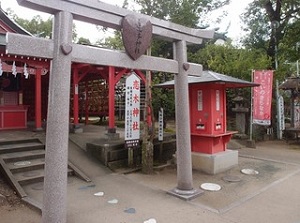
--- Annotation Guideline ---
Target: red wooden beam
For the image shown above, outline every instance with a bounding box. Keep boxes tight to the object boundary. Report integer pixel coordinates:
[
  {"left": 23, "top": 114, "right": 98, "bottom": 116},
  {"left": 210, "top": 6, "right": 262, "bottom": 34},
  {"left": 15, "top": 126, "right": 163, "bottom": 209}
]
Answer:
[
  {"left": 35, "top": 68, "right": 42, "bottom": 130},
  {"left": 73, "top": 68, "right": 80, "bottom": 126}
]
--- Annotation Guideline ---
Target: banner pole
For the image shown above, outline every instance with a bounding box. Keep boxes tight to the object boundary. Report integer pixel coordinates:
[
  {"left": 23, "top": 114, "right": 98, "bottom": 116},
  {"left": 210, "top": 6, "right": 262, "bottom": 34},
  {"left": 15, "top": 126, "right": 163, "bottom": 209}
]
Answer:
[
  {"left": 249, "top": 70, "right": 254, "bottom": 141},
  {"left": 276, "top": 80, "right": 281, "bottom": 139}
]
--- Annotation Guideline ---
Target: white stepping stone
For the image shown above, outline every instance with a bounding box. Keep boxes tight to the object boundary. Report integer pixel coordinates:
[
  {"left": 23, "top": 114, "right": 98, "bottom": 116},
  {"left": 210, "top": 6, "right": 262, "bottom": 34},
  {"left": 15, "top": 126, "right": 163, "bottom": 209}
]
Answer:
[
  {"left": 144, "top": 218, "right": 157, "bottom": 223},
  {"left": 241, "top": 168, "right": 259, "bottom": 175},
  {"left": 94, "top": 192, "right": 104, "bottom": 196},
  {"left": 107, "top": 199, "right": 118, "bottom": 204},
  {"left": 200, "top": 183, "right": 221, "bottom": 191}
]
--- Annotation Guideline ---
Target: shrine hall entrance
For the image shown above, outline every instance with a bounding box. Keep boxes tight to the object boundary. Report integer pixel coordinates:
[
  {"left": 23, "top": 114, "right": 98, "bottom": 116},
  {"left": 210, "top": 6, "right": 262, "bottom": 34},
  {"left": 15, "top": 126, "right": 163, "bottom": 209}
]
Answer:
[{"left": 71, "top": 72, "right": 146, "bottom": 125}]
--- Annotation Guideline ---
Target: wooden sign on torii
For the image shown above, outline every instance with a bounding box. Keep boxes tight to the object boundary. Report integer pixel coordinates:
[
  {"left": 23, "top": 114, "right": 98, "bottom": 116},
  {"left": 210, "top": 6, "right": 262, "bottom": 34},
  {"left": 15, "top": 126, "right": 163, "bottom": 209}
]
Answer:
[{"left": 6, "top": 1, "right": 214, "bottom": 222}]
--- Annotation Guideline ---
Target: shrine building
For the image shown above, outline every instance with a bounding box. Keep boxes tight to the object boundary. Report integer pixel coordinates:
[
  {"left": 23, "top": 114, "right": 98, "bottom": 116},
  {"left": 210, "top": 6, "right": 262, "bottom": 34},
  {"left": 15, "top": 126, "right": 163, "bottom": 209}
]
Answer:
[{"left": 0, "top": 7, "right": 146, "bottom": 132}]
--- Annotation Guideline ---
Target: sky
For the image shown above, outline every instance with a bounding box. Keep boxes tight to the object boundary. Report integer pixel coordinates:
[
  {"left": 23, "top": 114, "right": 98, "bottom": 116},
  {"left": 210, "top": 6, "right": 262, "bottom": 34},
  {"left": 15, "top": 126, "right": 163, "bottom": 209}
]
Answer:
[{"left": 0, "top": 0, "right": 253, "bottom": 44}]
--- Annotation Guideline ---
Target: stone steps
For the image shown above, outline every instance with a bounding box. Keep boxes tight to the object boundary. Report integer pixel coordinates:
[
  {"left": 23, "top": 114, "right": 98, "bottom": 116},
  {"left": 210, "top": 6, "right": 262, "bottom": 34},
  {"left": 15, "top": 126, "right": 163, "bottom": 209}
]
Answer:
[
  {"left": 0, "top": 139, "right": 43, "bottom": 154},
  {"left": 15, "top": 168, "right": 74, "bottom": 186},
  {"left": 0, "top": 149, "right": 46, "bottom": 163},
  {"left": 8, "top": 158, "right": 45, "bottom": 173},
  {"left": 0, "top": 138, "right": 91, "bottom": 210}
]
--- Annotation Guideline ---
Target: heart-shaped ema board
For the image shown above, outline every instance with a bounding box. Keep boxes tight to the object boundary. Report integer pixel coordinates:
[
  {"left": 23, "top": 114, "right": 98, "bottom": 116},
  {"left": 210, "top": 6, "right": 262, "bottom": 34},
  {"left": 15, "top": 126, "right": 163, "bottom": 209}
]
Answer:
[{"left": 122, "top": 14, "right": 153, "bottom": 60}]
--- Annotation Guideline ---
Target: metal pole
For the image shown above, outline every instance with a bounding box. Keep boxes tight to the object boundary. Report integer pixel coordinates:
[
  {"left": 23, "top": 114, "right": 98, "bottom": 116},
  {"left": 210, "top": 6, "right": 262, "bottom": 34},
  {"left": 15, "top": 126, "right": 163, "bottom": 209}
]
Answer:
[
  {"left": 249, "top": 70, "right": 254, "bottom": 141},
  {"left": 276, "top": 80, "right": 281, "bottom": 139},
  {"left": 297, "top": 42, "right": 299, "bottom": 77},
  {"left": 42, "top": 11, "right": 73, "bottom": 223},
  {"left": 297, "top": 60, "right": 299, "bottom": 77}
]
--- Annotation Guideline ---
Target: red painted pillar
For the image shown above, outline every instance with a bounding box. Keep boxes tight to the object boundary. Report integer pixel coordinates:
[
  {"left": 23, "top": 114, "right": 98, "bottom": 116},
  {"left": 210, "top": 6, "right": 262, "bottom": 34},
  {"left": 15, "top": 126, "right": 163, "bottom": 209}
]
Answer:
[
  {"left": 85, "top": 81, "right": 89, "bottom": 125},
  {"left": 73, "top": 68, "right": 79, "bottom": 126},
  {"left": 108, "top": 66, "right": 116, "bottom": 133},
  {"left": 35, "top": 68, "right": 42, "bottom": 131}
]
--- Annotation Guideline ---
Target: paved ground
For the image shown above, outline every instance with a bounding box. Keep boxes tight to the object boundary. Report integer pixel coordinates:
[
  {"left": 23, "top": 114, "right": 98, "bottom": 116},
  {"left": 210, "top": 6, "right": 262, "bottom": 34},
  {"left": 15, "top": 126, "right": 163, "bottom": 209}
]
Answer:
[{"left": 1, "top": 125, "right": 300, "bottom": 223}]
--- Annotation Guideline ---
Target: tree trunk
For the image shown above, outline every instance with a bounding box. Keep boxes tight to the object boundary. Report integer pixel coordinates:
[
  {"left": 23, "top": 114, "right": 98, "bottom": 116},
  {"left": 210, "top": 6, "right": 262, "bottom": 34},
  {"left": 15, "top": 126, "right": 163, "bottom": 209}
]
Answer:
[{"left": 142, "top": 47, "right": 154, "bottom": 174}]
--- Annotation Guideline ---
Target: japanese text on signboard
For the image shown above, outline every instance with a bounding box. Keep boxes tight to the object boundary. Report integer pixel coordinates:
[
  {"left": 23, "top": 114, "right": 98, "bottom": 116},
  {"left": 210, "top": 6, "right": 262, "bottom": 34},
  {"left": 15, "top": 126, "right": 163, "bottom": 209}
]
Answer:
[
  {"left": 158, "top": 108, "right": 164, "bottom": 141},
  {"left": 125, "top": 72, "right": 141, "bottom": 143}
]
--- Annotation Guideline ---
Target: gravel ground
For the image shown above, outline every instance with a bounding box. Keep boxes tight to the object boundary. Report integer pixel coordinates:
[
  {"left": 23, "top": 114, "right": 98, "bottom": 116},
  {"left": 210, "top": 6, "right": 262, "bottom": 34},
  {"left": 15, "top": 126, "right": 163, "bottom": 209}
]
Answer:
[
  {"left": 0, "top": 175, "right": 23, "bottom": 208},
  {"left": 0, "top": 175, "right": 41, "bottom": 223}
]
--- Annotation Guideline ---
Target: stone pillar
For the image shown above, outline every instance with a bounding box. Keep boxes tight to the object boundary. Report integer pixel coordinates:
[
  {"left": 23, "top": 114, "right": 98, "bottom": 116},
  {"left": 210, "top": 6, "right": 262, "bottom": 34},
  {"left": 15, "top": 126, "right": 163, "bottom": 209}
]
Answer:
[
  {"left": 236, "top": 112, "right": 247, "bottom": 134},
  {"left": 168, "top": 40, "right": 202, "bottom": 200},
  {"left": 42, "top": 11, "right": 73, "bottom": 223},
  {"left": 232, "top": 96, "right": 249, "bottom": 138}
]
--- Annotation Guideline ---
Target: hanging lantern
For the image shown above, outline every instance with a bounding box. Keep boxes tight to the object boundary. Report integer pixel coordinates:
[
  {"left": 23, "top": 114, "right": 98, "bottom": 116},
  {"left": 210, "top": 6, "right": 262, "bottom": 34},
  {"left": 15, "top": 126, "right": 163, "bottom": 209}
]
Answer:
[
  {"left": 12, "top": 61, "right": 17, "bottom": 77},
  {"left": 23, "top": 63, "right": 29, "bottom": 79}
]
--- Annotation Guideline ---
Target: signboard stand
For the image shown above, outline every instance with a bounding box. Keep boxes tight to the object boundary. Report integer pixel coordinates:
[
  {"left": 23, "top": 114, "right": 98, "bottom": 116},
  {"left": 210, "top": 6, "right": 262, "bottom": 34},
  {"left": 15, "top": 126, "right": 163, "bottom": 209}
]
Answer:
[{"left": 125, "top": 72, "right": 141, "bottom": 167}]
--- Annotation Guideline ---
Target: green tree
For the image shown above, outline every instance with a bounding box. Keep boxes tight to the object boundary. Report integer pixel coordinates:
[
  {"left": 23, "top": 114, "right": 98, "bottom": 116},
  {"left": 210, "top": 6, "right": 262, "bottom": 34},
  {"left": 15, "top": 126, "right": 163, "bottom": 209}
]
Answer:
[
  {"left": 134, "top": 0, "right": 230, "bottom": 27},
  {"left": 14, "top": 15, "right": 52, "bottom": 38},
  {"left": 77, "top": 37, "right": 91, "bottom": 45},
  {"left": 97, "top": 31, "right": 124, "bottom": 50},
  {"left": 242, "top": 0, "right": 300, "bottom": 70},
  {"left": 191, "top": 43, "right": 271, "bottom": 79},
  {"left": 7, "top": 8, "right": 78, "bottom": 41}
]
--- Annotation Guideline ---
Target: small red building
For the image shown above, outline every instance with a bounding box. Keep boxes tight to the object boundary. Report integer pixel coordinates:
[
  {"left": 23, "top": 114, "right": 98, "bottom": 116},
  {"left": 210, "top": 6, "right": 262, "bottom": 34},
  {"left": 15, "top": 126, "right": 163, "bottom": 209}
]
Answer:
[{"left": 157, "top": 71, "right": 258, "bottom": 174}]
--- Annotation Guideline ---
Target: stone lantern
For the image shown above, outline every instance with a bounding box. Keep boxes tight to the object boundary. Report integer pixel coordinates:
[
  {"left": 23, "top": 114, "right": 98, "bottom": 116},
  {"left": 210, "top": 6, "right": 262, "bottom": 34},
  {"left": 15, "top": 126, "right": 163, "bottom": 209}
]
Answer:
[{"left": 232, "top": 95, "right": 249, "bottom": 138}]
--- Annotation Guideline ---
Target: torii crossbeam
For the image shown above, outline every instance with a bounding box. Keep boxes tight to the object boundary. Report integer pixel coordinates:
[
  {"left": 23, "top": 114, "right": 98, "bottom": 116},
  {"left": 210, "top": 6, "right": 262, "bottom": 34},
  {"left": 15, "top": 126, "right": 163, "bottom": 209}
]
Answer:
[{"left": 7, "top": 1, "right": 214, "bottom": 222}]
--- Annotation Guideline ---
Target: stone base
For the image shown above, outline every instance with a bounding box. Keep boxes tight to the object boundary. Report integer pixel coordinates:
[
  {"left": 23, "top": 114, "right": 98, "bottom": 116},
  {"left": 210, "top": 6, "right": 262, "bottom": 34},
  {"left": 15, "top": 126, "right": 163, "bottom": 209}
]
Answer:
[
  {"left": 233, "top": 133, "right": 248, "bottom": 140},
  {"left": 33, "top": 127, "right": 43, "bottom": 132},
  {"left": 167, "top": 188, "right": 204, "bottom": 201},
  {"left": 69, "top": 124, "right": 83, "bottom": 133},
  {"left": 73, "top": 127, "right": 83, "bottom": 133},
  {"left": 105, "top": 132, "right": 120, "bottom": 140},
  {"left": 246, "top": 140, "right": 256, "bottom": 148},
  {"left": 192, "top": 150, "right": 238, "bottom": 175}
]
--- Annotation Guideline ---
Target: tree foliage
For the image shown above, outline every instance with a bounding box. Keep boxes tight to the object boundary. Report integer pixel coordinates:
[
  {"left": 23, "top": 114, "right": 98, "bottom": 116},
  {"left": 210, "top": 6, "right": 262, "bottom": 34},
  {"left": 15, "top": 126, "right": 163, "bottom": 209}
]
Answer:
[
  {"left": 134, "top": 0, "right": 230, "bottom": 27},
  {"left": 7, "top": 8, "right": 78, "bottom": 41},
  {"left": 242, "top": 0, "right": 300, "bottom": 70},
  {"left": 97, "top": 31, "right": 124, "bottom": 50},
  {"left": 190, "top": 43, "right": 271, "bottom": 80},
  {"left": 77, "top": 37, "right": 92, "bottom": 45},
  {"left": 13, "top": 14, "right": 52, "bottom": 38}
]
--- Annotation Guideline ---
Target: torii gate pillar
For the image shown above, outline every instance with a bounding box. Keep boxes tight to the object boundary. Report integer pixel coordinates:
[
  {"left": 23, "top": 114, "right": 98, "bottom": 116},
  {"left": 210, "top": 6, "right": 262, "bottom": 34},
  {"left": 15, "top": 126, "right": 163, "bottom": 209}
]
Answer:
[
  {"left": 42, "top": 11, "right": 73, "bottom": 223},
  {"left": 167, "top": 40, "right": 202, "bottom": 199}
]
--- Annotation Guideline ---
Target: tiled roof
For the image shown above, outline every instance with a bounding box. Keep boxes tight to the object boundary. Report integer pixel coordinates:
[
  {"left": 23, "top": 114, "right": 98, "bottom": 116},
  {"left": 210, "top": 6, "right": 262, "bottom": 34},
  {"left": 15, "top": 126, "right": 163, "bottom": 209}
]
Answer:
[
  {"left": 278, "top": 77, "right": 300, "bottom": 90},
  {"left": 155, "top": 70, "right": 259, "bottom": 88},
  {"left": 0, "top": 7, "right": 32, "bottom": 36}
]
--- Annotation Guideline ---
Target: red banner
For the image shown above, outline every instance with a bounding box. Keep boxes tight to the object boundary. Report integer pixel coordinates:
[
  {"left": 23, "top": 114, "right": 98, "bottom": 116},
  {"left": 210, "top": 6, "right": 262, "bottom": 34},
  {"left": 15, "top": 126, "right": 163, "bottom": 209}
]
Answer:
[{"left": 252, "top": 70, "right": 273, "bottom": 125}]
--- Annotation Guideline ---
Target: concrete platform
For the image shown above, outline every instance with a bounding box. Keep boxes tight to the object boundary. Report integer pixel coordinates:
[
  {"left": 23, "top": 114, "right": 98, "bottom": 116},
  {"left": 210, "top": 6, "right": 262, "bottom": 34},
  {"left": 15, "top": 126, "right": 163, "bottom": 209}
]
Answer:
[{"left": 191, "top": 150, "right": 238, "bottom": 174}]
